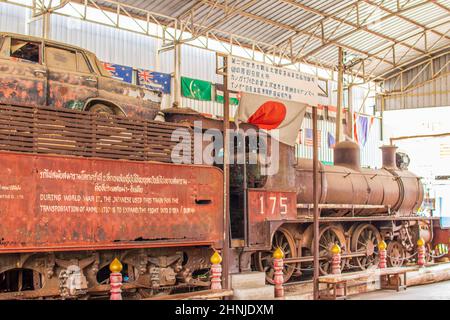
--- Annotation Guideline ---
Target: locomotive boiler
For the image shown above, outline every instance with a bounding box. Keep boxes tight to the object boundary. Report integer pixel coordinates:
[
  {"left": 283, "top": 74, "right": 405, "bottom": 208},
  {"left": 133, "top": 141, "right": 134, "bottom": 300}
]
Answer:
[
  {"left": 295, "top": 141, "right": 424, "bottom": 217},
  {"left": 249, "top": 139, "right": 430, "bottom": 283}
]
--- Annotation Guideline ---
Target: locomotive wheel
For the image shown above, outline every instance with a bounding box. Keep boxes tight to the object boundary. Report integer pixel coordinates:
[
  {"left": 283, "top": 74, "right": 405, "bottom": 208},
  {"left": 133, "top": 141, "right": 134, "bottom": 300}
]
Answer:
[
  {"left": 387, "top": 241, "right": 406, "bottom": 267},
  {"left": 351, "top": 224, "right": 382, "bottom": 270},
  {"left": 315, "top": 226, "right": 347, "bottom": 275},
  {"left": 255, "top": 228, "right": 296, "bottom": 284}
]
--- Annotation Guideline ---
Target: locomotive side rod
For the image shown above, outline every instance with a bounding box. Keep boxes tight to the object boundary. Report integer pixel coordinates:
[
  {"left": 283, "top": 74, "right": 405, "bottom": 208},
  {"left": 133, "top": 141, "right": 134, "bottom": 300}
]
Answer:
[
  {"left": 312, "top": 106, "right": 320, "bottom": 300},
  {"left": 283, "top": 251, "right": 366, "bottom": 264}
]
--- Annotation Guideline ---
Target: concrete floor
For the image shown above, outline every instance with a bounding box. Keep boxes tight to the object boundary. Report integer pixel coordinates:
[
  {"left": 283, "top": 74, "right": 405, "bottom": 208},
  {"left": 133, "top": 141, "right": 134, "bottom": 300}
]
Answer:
[{"left": 350, "top": 280, "right": 450, "bottom": 300}]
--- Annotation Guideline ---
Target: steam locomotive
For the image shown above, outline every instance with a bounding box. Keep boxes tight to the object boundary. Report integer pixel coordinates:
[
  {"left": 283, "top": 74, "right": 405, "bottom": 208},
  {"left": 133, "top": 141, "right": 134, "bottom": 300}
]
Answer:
[
  {"left": 0, "top": 103, "right": 432, "bottom": 299},
  {"left": 165, "top": 109, "right": 432, "bottom": 284}
]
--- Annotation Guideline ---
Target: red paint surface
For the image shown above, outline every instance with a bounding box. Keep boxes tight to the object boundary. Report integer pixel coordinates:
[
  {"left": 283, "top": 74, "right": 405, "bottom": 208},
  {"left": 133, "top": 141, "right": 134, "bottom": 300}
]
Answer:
[
  {"left": 247, "top": 189, "right": 297, "bottom": 246},
  {"left": 0, "top": 152, "right": 224, "bottom": 252},
  {"left": 247, "top": 101, "right": 286, "bottom": 129}
]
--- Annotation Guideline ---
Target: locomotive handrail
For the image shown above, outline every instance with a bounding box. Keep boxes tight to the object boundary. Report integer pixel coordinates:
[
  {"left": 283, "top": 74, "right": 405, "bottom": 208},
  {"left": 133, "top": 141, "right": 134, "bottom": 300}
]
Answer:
[
  {"left": 296, "top": 204, "right": 388, "bottom": 209},
  {"left": 291, "top": 215, "right": 438, "bottom": 223},
  {"left": 295, "top": 169, "right": 420, "bottom": 180}
]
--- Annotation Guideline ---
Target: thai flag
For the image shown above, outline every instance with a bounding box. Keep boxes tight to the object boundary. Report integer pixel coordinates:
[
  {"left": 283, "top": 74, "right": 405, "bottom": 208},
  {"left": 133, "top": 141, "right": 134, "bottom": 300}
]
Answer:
[{"left": 353, "top": 113, "right": 374, "bottom": 147}]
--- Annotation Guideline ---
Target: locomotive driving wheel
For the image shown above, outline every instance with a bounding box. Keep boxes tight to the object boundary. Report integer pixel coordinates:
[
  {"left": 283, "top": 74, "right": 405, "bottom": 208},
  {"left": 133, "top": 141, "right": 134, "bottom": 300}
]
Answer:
[
  {"left": 255, "top": 228, "right": 296, "bottom": 284},
  {"left": 351, "top": 224, "right": 382, "bottom": 270},
  {"left": 387, "top": 240, "right": 406, "bottom": 267},
  {"left": 316, "top": 226, "right": 347, "bottom": 275}
]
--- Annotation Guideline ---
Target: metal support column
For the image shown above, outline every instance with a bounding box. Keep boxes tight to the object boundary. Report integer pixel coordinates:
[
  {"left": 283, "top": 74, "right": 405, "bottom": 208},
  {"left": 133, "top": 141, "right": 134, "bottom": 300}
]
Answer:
[
  {"left": 173, "top": 42, "right": 181, "bottom": 107},
  {"left": 335, "top": 47, "right": 344, "bottom": 143},
  {"left": 312, "top": 106, "right": 320, "bottom": 300},
  {"left": 222, "top": 55, "right": 231, "bottom": 291},
  {"left": 380, "top": 94, "right": 385, "bottom": 142},
  {"left": 42, "top": 12, "right": 50, "bottom": 39},
  {"left": 347, "top": 83, "right": 353, "bottom": 139}
]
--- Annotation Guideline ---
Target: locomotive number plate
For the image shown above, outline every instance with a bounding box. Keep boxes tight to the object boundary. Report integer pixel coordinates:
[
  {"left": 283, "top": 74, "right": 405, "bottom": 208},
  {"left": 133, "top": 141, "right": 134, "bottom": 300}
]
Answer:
[{"left": 248, "top": 190, "right": 297, "bottom": 221}]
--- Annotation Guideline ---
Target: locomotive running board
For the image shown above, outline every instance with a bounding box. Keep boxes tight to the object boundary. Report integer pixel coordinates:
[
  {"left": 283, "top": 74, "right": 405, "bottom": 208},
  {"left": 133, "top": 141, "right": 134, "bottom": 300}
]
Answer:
[
  {"left": 289, "top": 216, "right": 439, "bottom": 223},
  {"left": 297, "top": 203, "right": 392, "bottom": 216}
]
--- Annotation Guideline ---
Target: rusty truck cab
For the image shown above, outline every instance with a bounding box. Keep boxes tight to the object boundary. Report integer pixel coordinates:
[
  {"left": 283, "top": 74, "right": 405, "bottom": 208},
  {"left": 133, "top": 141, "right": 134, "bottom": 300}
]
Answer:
[{"left": 0, "top": 32, "right": 161, "bottom": 120}]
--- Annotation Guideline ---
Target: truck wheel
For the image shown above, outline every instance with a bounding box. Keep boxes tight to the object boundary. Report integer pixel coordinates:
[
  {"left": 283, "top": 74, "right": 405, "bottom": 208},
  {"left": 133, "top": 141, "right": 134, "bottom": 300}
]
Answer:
[{"left": 89, "top": 103, "right": 115, "bottom": 116}]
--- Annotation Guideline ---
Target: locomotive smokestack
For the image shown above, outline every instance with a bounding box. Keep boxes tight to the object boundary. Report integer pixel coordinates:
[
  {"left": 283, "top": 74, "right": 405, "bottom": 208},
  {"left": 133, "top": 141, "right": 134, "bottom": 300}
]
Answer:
[
  {"left": 333, "top": 141, "right": 360, "bottom": 170},
  {"left": 380, "top": 145, "right": 398, "bottom": 169}
]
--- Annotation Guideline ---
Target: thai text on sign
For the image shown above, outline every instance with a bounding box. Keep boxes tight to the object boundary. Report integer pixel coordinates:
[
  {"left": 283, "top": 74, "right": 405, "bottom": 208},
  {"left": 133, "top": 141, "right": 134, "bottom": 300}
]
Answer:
[{"left": 228, "top": 56, "right": 319, "bottom": 106}]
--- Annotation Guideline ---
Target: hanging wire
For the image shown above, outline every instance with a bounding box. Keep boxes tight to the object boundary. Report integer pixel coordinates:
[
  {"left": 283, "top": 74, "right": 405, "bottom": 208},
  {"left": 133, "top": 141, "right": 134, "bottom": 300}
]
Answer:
[{"left": 428, "top": 252, "right": 448, "bottom": 259}]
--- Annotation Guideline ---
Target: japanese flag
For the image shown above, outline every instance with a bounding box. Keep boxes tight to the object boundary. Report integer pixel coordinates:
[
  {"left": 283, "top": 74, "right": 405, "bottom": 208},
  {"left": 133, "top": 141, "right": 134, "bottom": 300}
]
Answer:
[{"left": 235, "top": 92, "right": 308, "bottom": 146}]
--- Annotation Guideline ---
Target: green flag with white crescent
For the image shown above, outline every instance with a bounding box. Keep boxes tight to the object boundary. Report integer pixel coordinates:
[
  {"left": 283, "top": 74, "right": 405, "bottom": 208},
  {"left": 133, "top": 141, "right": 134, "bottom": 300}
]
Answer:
[
  {"left": 215, "top": 84, "right": 240, "bottom": 105},
  {"left": 181, "top": 77, "right": 212, "bottom": 101}
]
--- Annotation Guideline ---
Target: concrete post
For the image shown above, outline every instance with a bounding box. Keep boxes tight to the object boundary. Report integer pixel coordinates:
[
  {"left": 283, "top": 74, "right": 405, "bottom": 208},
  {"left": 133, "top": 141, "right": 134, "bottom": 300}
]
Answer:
[{"left": 109, "top": 258, "right": 123, "bottom": 300}]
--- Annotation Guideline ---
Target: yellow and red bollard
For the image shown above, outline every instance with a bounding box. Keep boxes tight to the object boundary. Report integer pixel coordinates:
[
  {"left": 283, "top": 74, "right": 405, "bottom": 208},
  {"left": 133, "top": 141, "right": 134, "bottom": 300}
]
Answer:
[
  {"left": 109, "top": 258, "right": 123, "bottom": 300},
  {"left": 273, "top": 247, "right": 284, "bottom": 298},
  {"left": 417, "top": 238, "right": 426, "bottom": 267},
  {"left": 210, "top": 251, "right": 222, "bottom": 290},
  {"left": 330, "top": 244, "right": 341, "bottom": 274},
  {"left": 330, "top": 243, "right": 344, "bottom": 296},
  {"left": 378, "top": 240, "right": 387, "bottom": 269}
]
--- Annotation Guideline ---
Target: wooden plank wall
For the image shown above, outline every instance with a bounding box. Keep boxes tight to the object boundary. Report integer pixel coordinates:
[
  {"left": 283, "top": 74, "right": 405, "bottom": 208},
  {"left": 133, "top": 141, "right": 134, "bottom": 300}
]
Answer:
[{"left": 0, "top": 104, "right": 194, "bottom": 163}]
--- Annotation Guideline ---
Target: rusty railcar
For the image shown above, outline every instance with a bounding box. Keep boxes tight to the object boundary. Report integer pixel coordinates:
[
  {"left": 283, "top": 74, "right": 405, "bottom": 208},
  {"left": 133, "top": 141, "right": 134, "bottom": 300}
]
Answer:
[
  {"left": 0, "top": 105, "right": 223, "bottom": 299},
  {"left": 164, "top": 109, "right": 435, "bottom": 284}
]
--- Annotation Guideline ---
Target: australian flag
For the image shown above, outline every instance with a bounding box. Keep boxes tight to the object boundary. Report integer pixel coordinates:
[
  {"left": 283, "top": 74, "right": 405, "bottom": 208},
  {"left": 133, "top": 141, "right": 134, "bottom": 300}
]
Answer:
[
  {"left": 137, "top": 69, "right": 171, "bottom": 94},
  {"left": 101, "top": 62, "right": 133, "bottom": 83}
]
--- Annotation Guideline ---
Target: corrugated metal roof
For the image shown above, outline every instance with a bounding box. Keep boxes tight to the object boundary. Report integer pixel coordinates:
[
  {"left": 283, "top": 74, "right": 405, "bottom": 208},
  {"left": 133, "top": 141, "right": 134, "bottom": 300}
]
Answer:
[{"left": 84, "top": 0, "right": 450, "bottom": 79}]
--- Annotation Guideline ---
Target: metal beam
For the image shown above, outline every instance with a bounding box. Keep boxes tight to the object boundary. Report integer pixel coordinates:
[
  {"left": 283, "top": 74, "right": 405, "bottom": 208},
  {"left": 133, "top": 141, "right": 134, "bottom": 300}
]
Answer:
[
  {"left": 176, "top": 0, "right": 259, "bottom": 44},
  {"left": 364, "top": 0, "right": 450, "bottom": 42},
  {"left": 372, "top": 44, "right": 450, "bottom": 82},
  {"left": 280, "top": 0, "right": 429, "bottom": 55},
  {"left": 336, "top": 47, "right": 344, "bottom": 144},
  {"left": 174, "top": 0, "right": 393, "bottom": 66},
  {"left": 293, "top": 2, "right": 435, "bottom": 65}
]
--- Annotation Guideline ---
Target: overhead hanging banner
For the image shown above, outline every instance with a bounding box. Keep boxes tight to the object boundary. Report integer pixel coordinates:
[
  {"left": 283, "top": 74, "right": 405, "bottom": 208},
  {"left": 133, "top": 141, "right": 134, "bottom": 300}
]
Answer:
[{"left": 227, "top": 56, "right": 319, "bottom": 106}]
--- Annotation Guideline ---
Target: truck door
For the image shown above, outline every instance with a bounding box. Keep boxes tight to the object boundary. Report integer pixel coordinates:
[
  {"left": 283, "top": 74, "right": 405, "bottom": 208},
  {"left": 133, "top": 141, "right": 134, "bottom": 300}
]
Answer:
[
  {"left": 0, "top": 36, "right": 47, "bottom": 106},
  {"left": 44, "top": 45, "right": 98, "bottom": 111}
]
